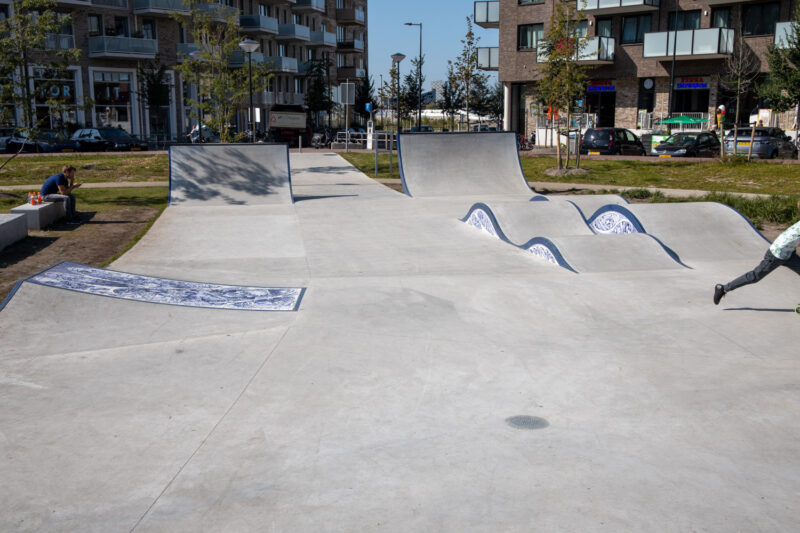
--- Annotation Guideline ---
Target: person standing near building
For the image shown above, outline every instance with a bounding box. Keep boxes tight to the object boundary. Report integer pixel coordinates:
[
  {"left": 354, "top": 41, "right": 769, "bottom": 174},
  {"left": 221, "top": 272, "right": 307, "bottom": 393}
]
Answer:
[
  {"left": 41, "top": 164, "right": 82, "bottom": 224},
  {"left": 714, "top": 201, "right": 800, "bottom": 305}
]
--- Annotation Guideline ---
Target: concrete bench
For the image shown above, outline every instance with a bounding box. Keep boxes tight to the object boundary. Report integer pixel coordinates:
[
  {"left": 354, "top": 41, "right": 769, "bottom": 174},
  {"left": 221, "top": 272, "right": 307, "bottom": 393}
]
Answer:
[
  {"left": 0, "top": 213, "right": 28, "bottom": 251},
  {"left": 10, "top": 201, "right": 67, "bottom": 230}
]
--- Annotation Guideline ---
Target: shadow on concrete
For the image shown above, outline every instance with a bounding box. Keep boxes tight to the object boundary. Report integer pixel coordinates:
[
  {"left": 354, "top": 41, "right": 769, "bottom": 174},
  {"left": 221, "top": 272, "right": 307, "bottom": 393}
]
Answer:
[
  {"left": 293, "top": 194, "right": 359, "bottom": 203},
  {"left": 724, "top": 307, "right": 796, "bottom": 313}
]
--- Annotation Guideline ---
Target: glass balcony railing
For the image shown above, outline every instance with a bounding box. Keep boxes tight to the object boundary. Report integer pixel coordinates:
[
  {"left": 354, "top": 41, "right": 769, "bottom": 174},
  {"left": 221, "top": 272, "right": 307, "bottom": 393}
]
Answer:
[
  {"left": 309, "top": 31, "right": 336, "bottom": 47},
  {"left": 337, "top": 66, "right": 366, "bottom": 79},
  {"left": 91, "top": 0, "right": 128, "bottom": 7},
  {"left": 229, "top": 51, "right": 265, "bottom": 68},
  {"left": 536, "top": 36, "right": 615, "bottom": 63},
  {"left": 196, "top": 2, "right": 238, "bottom": 21},
  {"left": 133, "top": 0, "right": 187, "bottom": 13},
  {"left": 579, "top": 0, "right": 658, "bottom": 12},
  {"left": 643, "top": 28, "right": 733, "bottom": 58},
  {"left": 337, "top": 39, "right": 364, "bottom": 51},
  {"left": 88, "top": 36, "right": 158, "bottom": 58},
  {"left": 239, "top": 15, "right": 279, "bottom": 34},
  {"left": 278, "top": 24, "right": 311, "bottom": 41},
  {"left": 264, "top": 56, "right": 299, "bottom": 72},
  {"left": 336, "top": 8, "right": 365, "bottom": 25},
  {"left": 474, "top": 1, "right": 499, "bottom": 28},
  {"left": 295, "top": 0, "right": 325, "bottom": 11},
  {"left": 775, "top": 21, "right": 796, "bottom": 48},
  {"left": 478, "top": 46, "right": 499, "bottom": 70}
]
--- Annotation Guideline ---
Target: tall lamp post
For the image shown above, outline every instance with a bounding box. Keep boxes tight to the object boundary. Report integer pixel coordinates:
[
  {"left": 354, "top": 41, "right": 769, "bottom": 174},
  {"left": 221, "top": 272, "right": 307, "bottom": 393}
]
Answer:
[
  {"left": 239, "top": 38, "right": 260, "bottom": 143},
  {"left": 404, "top": 22, "right": 422, "bottom": 130},
  {"left": 391, "top": 53, "right": 406, "bottom": 138}
]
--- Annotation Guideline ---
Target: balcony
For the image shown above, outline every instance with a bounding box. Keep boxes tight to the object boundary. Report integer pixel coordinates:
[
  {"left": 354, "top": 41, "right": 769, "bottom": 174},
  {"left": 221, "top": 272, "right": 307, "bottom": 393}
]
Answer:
[
  {"left": 477, "top": 46, "right": 499, "bottom": 70},
  {"left": 91, "top": 0, "right": 129, "bottom": 7},
  {"left": 264, "top": 56, "right": 299, "bottom": 73},
  {"left": 277, "top": 24, "right": 311, "bottom": 41},
  {"left": 196, "top": 2, "right": 239, "bottom": 22},
  {"left": 56, "top": 0, "right": 91, "bottom": 6},
  {"left": 88, "top": 36, "right": 158, "bottom": 59},
  {"left": 337, "top": 39, "right": 364, "bottom": 52},
  {"left": 45, "top": 34, "right": 76, "bottom": 51},
  {"left": 257, "top": 91, "right": 275, "bottom": 106},
  {"left": 775, "top": 21, "right": 796, "bottom": 48},
  {"left": 643, "top": 28, "right": 733, "bottom": 60},
  {"left": 336, "top": 7, "right": 365, "bottom": 25},
  {"left": 133, "top": 0, "right": 188, "bottom": 15},
  {"left": 239, "top": 15, "right": 279, "bottom": 35},
  {"left": 229, "top": 51, "right": 265, "bottom": 68},
  {"left": 337, "top": 66, "right": 366, "bottom": 79},
  {"left": 536, "top": 36, "right": 615, "bottom": 64},
  {"left": 579, "top": 0, "right": 658, "bottom": 15},
  {"left": 474, "top": 1, "right": 499, "bottom": 29},
  {"left": 309, "top": 30, "right": 336, "bottom": 47},
  {"left": 294, "top": 0, "right": 325, "bottom": 13}
]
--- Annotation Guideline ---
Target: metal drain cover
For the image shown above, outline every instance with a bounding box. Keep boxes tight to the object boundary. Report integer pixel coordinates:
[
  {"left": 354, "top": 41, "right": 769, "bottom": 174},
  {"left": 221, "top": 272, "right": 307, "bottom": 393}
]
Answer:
[{"left": 505, "top": 415, "right": 549, "bottom": 430}]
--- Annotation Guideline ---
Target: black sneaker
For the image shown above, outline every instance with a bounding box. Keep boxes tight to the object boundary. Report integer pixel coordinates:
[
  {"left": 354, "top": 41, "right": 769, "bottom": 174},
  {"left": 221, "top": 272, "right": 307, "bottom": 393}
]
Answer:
[{"left": 713, "top": 284, "right": 725, "bottom": 305}]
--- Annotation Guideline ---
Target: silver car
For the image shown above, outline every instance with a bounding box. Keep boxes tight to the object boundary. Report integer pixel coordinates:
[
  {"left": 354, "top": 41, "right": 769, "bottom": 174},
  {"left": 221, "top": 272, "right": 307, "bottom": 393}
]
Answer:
[{"left": 723, "top": 127, "right": 798, "bottom": 159}]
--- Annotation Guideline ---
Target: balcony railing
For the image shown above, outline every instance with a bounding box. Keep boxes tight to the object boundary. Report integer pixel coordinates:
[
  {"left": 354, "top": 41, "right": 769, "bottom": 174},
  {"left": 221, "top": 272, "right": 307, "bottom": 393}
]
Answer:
[
  {"left": 309, "top": 31, "right": 336, "bottom": 47},
  {"left": 239, "top": 15, "right": 279, "bottom": 34},
  {"left": 45, "top": 33, "right": 75, "bottom": 51},
  {"left": 229, "top": 51, "right": 265, "bottom": 68},
  {"left": 337, "top": 39, "right": 364, "bottom": 52},
  {"left": 89, "top": 36, "right": 158, "bottom": 58},
  {"left": 257, "top": 91, "right": 275, "bottom": 106},
  {"left": 295, "top": 0, "right": 325, "bottom": 12},
  {"left": 196, "top": 2, "right": 239, "bottom": 21},
  {"left": 91, "top": 0, "right": 128, "bottom": 7},
  {"left": 264, "top": 56, "right": 299, "bottom": 72},
  {"left": 474, "top": 1, "right": 499, "bottom": 29},
  {"left": 579, "top": 0, "right": 658, "bottom": 14},
  {"left": 536, "top": 36, "right": 615, "bottom": 63},
  {"left": 277, "top": 24, "right": 311, "bottom": 41},
  {"left": 643, "top": 28, "right": 733, "bottom": 59},
  {"left": 477, "top": 46, "right": 499, "bottom": 70},
  {"left": 337, "top": 66, "right": 366, "bottom": 79},
  {"left": 336, "top": 7, "right": 365, "bottom": 25},
  {"left": 133, "top": 0, "right": 188, "bottom": 14},
  {"left": 775, "top": 21, "right": 796, "bottom": 48}
]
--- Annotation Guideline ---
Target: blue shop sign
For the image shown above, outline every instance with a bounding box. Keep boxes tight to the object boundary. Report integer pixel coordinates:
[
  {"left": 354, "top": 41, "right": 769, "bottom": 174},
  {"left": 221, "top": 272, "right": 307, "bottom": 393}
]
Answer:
[{"left": 675, "top": 76, "right": 710, "bottom": 90}]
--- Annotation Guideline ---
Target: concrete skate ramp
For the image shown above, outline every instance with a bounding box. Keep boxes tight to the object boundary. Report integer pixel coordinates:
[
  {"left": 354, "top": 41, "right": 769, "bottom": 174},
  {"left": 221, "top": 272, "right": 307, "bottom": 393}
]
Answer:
[
  {"left": 522, "top": 234, "right": 687, "bottom": 273},
  {"left": 587, "top": 202, "right": 769, "bottom": 263},
  {"left": 169, "top": 144, "right": 292, "bottom": 206},
  {"left": 462, "top": 201, "right": 594, "bottom": 245},
  {"left": 398, "top": 132, "right": 537, "bottom": 198}
]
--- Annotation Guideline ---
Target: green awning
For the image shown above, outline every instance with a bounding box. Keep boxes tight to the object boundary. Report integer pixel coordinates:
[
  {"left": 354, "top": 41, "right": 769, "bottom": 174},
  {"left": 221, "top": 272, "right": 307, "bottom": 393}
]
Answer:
[{"left": 659, "top": 116, "right": 707, "bottom": 124}]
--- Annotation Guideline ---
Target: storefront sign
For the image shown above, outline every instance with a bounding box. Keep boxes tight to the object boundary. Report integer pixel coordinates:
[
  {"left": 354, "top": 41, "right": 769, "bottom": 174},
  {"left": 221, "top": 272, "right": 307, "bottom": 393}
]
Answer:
[
  {"left": 675, "top": 76, "right": 710, "bottom": 90},
  {"left": 34, "top": 71, "right": 77, "bottom": 105},
  {"left": 94, "top": 82, "right": 131, "bottom": 105},
  {"left": 587, "top": 80, "right": 615, "bottom": 92}
]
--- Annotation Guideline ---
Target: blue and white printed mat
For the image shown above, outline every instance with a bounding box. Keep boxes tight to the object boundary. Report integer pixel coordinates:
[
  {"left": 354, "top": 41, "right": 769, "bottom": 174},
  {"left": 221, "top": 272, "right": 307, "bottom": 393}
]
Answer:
[{"left": 27, "top": 262, "right": 305, "bottom": 311}]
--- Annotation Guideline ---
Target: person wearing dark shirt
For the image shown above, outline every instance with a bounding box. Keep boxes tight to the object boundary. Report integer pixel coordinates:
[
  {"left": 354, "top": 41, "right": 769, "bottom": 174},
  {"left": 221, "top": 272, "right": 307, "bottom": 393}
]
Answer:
[{"left": 41, "top": 165, "right": 82, "bottom": 224}]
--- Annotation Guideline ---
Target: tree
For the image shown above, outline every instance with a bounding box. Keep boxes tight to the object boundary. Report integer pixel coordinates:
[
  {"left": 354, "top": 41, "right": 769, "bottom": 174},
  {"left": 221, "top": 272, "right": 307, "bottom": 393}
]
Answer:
[
  {"left": 719, "top": 30, "right": 760, "bottom": 153},
  {"left": 450, "top": 16, "right": 481, "bottom": 130},
  {"left": 535, "top": 0, "right": 590, "bottom": 169},
  {"left": 401, "top": 55, "right": 425, "bottom": 128},
  {"left": 355, "top": 75, "right": 376, "bottom": 124},
  {"left": 469, "top": 72, "right": 491, "bottom": 123},
  {"left": 487, "top": 81, "right": 504, "bottom": 125},
  {"left": 137, "top": 55, "right": 173, "bottom": 142},
  {"left": 760, "top": 4, "right": 800, "bottom": 154},
  {"left": 305, "top": 57, "right": 335, "bottom": 129},
  {"left": 439, "top": 65, "right": 462, "bottom": 131}
]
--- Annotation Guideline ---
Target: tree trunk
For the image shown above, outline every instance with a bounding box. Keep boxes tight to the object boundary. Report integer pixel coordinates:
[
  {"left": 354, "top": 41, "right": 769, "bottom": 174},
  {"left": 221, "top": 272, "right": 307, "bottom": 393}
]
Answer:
[{"left": 565, "top": 109, "right": 571, "bottom": 168}]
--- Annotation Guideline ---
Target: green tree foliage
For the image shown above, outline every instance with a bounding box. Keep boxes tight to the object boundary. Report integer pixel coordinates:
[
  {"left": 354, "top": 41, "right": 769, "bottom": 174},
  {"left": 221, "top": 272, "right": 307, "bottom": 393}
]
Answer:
[
  {"left": 487, "top": 81, "right": 504, "bottom": 125},
  {"left": 401, "top": 55, "right": 425, "bottom": 127},
  {"left": 760, "top": 4, "right": 800, "bottom": 146},
  {"left": 469, "top": 72, "right": 491, "bottom": 122},
  {"left": 305, "top": 57, "right": 335, "bottom": 129},
  {"left": 355, "top": 75, "right": 376, "bottom": 123},
  {"left": 719, "top": 30, "right": 760, "bottom": 149},
  {"left": 439, "top": 64, "right": 462, "bottom": 131},
  {"left": 450, "top": 16, "right": 480, "bottom": 129},
  {"left": 0, "top": 0, "right": 82, "bottom": 132}
]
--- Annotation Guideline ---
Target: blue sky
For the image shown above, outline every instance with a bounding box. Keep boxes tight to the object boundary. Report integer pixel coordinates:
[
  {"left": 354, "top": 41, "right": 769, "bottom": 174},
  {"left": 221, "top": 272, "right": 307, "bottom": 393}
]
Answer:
[{"left": 366, "top": 0, "right": 498, "bottom": 92}]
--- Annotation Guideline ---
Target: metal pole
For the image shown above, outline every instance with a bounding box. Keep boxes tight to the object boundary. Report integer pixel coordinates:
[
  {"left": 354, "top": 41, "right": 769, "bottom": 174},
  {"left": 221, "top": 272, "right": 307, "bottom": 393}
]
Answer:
[
  {"left": 417, "top": 24, "right": 422, "bottom": 130},
  {"left": 248, "top": 51, "right": 254, "bottom": 143},
  {"left": 396, "top": 63, "right": 400, "bottom": 137},
  {"left": 667, "top": 0, "right": 679, "bottom": 119}
]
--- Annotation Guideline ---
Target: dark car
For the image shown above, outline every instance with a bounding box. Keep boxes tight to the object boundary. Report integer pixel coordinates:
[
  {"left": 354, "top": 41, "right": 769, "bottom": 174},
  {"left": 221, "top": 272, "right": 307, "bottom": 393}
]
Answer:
[
  {"left": 409, "top": 125, "right": 434, "bottom": 133},
  {"left": 580, "top": 128, "right": 646, "bottom": 156},
  {"left": 5, "top": 130, "right": 78, "bottom": 153},
  {"left": 651, "top": 131, "right": 720, "bottom": 158},
  {"left": 71, "top": 128, "right": 149, "bottom": 152},
  {"left": 723, "top": 127, "right": 798, "bottom": 159}
]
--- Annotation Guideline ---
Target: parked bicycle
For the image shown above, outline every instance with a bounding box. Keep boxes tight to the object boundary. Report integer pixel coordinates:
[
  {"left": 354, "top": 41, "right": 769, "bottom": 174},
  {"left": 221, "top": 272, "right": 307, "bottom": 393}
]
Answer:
[{"left": 518, "top": 134, "right": 532, "bottom": 151}]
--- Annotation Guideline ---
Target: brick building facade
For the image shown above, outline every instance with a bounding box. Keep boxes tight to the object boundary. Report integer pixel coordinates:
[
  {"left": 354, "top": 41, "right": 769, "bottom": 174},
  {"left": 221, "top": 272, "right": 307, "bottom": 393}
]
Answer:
[
  {"left": 1, "top": 0, "right": 367, "bottom": 141},
  {"left": 475, "top": 0, "right": 795, "bottom": 138}
]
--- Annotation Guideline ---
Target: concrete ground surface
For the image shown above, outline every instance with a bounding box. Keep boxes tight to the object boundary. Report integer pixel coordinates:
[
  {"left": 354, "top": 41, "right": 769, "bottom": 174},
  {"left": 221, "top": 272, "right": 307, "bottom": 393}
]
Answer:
[{"left": 1, "top": 150, "right": 799, "bottom": 532}]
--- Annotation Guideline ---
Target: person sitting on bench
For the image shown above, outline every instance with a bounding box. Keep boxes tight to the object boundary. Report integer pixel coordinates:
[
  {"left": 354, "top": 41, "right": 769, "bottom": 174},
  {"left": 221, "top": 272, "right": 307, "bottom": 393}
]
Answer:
[{"left": 41, "top": 164, "right": 82, "bottom": 224}]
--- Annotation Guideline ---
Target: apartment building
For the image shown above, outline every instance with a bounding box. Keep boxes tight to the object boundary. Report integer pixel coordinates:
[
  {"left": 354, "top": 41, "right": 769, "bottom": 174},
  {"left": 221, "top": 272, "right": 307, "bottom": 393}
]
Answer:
[
  {"left": 475, "top": 0, "right": 795, "bottom": 137},
  {"left": 1, "top": 0, "right": 367, "bottom": 141}
]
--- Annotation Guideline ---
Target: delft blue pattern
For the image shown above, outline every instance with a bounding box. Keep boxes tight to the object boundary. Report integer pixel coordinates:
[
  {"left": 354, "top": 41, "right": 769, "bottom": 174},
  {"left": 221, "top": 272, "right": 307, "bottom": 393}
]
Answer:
[
  {"left": 527, "top": 244, "right": 558, "bottom": 265},
  {"left": 590, "top": 211, "right": 639, "bottom": 234},
  {"left": 28, "top": 262, "right": 304, "bottom": 311},
  {"left": 466, "top": 209, "right": 499, "bottom": 238}
]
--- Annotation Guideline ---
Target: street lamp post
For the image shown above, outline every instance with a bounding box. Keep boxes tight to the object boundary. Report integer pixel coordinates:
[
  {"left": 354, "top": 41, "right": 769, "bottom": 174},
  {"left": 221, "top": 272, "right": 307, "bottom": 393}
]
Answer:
[
  {"left": 391, "top": 53, "right": 406, "bottom": 139},
  {"left": 404, "top": 22, "right": 422, "bottom": 131},
  {"left": 239, "top": 38, "right": 260, "bottom": 143}
]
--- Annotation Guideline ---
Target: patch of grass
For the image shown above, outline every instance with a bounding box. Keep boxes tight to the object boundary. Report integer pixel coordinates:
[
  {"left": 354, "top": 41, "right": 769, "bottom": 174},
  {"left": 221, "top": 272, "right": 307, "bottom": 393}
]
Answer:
[
  {"left": 0, "top": 153, "right": 168, "bottom": 186},
  {"left": 0, "top": 186, "right": 168, "bottom": 214}
]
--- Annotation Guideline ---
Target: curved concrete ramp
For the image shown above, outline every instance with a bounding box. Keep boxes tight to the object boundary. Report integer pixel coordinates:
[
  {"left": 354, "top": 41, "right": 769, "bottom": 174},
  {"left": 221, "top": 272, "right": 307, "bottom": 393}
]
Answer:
[
  {"left": 588, "top": 202, "right": 769, "bottom": 263},
  {"left": 463, "top": 201, "right": 594, "bottom": 245},
  {"left": 398, "top": 132, "right": 537, "bottom": 198},
  {"left": 169, "top": 144, "right": 292, "bottom": 206}
]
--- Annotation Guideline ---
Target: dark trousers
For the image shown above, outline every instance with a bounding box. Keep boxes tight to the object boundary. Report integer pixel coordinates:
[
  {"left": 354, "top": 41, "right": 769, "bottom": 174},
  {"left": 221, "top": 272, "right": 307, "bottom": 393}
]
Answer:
[
  {"left": 44, "top": 193, "right": 77, "bottom": 220},
  {"left": 724, "top": 250, "right": 795, "bottom": 293}
]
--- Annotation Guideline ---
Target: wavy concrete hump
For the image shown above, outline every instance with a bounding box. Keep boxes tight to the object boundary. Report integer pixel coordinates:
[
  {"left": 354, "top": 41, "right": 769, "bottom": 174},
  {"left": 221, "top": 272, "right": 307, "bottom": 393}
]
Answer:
[
  {"left": 169, "top": 144, "right": 292, "bottom": 206},
  {"left": 398, "top": 132, "right": 536, "bottom": 198}
]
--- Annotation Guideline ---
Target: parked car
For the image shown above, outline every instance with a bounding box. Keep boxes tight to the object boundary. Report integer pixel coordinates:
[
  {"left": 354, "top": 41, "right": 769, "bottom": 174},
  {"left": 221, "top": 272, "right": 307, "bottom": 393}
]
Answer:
[
  {"left": 0, "top": 127, "right": 15, "bottom": 152},
  {"left": 409, "top": 125, "right": 434, "bottom": 133},
  {"left": 651, "top": 131, "right": 720, "bottom": 158},
  {"left": 723, "top": 127, "right": 798, "bottom": 159},
  {"left": 71, "top": 127, "right": 149, "bottom": 151},
  {"left": 472, "top": 124, "right": 489, "bottom": 132},
  {"left": 5, "top": 130, "right": 78, "bottom": 153},
  {"left": 580, "top": 128, "right": 646, "bottom": 156}
]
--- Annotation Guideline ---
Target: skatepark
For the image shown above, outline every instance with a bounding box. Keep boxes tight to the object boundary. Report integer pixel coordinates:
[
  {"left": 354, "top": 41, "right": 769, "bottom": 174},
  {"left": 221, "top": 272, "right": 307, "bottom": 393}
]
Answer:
[{"left": 1, "top": 132, "right": 799, "bottom": 531}]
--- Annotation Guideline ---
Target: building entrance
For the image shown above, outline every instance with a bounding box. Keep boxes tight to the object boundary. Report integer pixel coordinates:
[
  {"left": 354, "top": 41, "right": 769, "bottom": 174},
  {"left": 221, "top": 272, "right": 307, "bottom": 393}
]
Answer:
[{"left": 586, "top": 91, "right": 615, "bottom": 127}]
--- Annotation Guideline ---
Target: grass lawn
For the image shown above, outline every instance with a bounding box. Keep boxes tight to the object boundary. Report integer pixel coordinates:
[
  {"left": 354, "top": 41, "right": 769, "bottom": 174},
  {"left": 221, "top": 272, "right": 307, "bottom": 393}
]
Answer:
[
  {"left": 0, "top": 153, "right": 169, "bottom": 186},
  {"left": 0, "top": 186, "right": 168, "bottom": 214}
]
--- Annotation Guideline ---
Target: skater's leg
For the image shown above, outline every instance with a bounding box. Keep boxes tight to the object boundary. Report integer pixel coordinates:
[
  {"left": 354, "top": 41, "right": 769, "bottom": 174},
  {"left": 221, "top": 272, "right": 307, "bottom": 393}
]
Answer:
[{"left": 724, "top": 250, "right": 785, "bottom": 293}]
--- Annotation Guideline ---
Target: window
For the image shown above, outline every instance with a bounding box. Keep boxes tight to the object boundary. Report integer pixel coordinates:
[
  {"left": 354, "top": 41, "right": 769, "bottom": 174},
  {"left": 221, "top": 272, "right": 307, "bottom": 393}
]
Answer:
[
  {"left": 518, "top": 23, "right": 543, "bottom": 50},
  {"left": 108, "top": 16, "right": 129, "bottom": 37},
  {"left": 574, "top": 20, "right": 588, "bottom": 38},
  {"left": 293, "top": 13, "right": 301, "bottom": 25},
  {"left": 596, "top": 19, "right": 612, "bottom": 38},
  {"left": 278, "top": 43, "right": 286, "bottom": 56},
  {"left": 668, "top": 10, "right": 701, "bottom": 31},
  {"left": 88, "top": 14, "right": 103, "bottom": 36},
  {"left": 711, "top": 7, "right": 730, "bottom": 28},
  {"left": 259, "top": 4, "right": 268, "bottom": 17},
  {"left": 142, "top": 19, "right": 156, "bottom": 40},
  {"left": 178, "top": 23, "right": 185, "bottom": 43},
  {"left": 621, "top": 15, "right": 650, "bottom": 44},
  {"left": 743, "top": 3, "right": 780, "bottom": 35}
]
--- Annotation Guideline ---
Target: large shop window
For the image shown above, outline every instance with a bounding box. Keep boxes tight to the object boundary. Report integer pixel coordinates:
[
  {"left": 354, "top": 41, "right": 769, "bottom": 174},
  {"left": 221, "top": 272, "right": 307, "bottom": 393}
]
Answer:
[
  {"left": 518, "top": 23, "right": 543, "bottom": 50},
  {"left": 668, "top": 10, "right": 701, "bottom": 31},
  {"left": 621, "top": 15, "right": 650, "bottom": 44},
  {"left": 743, "top": 3, "right": 780, "bottom": 35},
  {"left": 94, "top": 71, "right": 132, "bottom": 133},
  {"left": 34, "top": 68, "right": 78, "bottom": 130}
]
